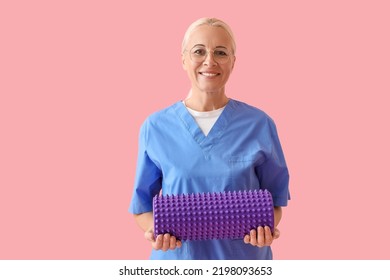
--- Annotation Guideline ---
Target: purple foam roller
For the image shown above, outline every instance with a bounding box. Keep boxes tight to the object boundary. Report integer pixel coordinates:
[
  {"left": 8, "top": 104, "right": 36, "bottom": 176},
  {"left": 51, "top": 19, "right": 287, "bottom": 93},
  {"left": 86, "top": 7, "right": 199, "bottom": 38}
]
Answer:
[{"left": 153, "top": 189, "right": 274, "bottom": 241}]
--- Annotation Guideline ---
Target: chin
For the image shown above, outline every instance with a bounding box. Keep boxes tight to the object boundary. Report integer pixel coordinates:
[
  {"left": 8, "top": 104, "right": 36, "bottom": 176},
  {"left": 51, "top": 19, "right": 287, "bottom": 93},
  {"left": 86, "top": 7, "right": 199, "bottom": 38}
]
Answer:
[{"left": 198, "top": 84, "right": 224, "bottom": 93}]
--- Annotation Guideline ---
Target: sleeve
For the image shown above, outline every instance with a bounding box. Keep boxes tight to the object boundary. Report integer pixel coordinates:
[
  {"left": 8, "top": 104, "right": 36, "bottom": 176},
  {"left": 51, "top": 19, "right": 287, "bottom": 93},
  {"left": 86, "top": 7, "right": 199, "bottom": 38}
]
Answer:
[
  {"left": 129, "top": 120, "right": 162, "bottom": 214},
  {"left": 255, "top": 117, "right": 290, "bottom": 207}
]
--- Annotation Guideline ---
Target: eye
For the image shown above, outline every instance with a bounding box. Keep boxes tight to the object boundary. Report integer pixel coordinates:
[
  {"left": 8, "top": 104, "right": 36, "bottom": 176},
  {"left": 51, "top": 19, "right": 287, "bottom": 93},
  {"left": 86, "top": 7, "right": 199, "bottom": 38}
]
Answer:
[
  {"left": 214, "top": 50, "right": 228, "bottom": 57},
  {"left": 192, "top": 48, "right": 206, "bottom": 56}
]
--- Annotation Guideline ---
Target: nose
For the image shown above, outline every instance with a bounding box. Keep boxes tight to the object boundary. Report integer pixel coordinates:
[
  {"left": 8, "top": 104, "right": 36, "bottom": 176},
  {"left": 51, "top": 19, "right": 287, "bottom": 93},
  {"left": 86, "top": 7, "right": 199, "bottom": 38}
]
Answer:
[{"left": 203, "top": 51, "right": 217, "bottom": 66}]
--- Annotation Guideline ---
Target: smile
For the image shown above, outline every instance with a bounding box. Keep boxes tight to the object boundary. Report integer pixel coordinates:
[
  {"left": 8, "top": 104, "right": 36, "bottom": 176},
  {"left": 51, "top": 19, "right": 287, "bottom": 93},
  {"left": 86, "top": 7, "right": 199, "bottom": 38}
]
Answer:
[{"left": 199, "top": 72, "right": 220, "bottom": 77}]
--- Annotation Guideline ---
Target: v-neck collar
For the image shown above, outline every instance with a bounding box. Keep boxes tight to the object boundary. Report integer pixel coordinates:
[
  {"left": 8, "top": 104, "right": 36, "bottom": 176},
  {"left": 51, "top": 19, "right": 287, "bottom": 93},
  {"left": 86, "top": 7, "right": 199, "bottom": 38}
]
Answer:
[{"left": 173, "top": 99, "right": 236, "bottom": 156}]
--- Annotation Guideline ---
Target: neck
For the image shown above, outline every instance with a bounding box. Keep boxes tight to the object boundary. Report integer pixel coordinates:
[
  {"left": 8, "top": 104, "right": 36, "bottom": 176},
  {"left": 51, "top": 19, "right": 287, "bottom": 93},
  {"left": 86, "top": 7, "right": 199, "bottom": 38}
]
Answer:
[{"left": 185, "top": 88, "right": 229, "bottom": 111}]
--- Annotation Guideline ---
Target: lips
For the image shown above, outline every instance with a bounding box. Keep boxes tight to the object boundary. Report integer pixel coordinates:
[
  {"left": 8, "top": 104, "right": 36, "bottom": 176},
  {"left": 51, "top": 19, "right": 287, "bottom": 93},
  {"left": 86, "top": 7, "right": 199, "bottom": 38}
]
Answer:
[{"left": 199, "top": 72, "right": 220, "bottom": 77}]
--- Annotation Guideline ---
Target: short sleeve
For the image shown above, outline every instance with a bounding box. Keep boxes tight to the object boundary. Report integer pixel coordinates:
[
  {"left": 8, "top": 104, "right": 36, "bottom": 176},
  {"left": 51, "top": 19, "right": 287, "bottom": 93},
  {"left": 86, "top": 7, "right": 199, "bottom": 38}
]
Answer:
[
  {"left": 129, "top": 120, "right": 162, "bottom": 214},
  {"left": 255, "top": 118, "right": 290, "bottom": 206}
]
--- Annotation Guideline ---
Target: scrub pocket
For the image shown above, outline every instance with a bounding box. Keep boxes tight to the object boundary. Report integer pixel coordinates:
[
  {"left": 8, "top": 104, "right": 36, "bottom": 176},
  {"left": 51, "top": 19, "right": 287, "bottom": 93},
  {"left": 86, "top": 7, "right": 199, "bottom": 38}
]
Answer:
[{"left": 228, "top": 154, "right": 265, "bottom": 190}]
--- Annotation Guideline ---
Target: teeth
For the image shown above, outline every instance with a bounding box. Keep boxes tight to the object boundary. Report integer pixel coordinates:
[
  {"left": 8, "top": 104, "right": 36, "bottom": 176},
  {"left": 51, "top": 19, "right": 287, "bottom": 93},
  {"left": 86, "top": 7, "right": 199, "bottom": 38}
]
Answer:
[{"left": 201, "top": 72, "right": 218, "bottom": 77}]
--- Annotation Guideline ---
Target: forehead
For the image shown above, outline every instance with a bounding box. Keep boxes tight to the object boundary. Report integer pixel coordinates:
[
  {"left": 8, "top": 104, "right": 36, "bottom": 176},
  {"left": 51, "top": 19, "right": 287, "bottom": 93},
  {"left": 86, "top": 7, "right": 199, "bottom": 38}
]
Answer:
[{"left": 187, "top": 25, "right": 232, "bottom": 49}]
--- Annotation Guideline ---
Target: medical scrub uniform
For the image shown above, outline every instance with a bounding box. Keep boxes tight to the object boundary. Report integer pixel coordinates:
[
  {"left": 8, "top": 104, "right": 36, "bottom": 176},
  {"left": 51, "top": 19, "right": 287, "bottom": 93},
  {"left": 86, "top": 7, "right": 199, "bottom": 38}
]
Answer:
[{"left": 129, "top": 99, "right": 290, "bottom": 260}]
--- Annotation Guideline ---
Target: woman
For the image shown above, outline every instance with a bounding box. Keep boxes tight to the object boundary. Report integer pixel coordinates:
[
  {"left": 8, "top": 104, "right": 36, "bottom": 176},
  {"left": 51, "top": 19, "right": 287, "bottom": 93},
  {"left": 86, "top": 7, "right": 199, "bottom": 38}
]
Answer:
[{"left": 129, "top": 17, "right": 290, "bottom": 260}]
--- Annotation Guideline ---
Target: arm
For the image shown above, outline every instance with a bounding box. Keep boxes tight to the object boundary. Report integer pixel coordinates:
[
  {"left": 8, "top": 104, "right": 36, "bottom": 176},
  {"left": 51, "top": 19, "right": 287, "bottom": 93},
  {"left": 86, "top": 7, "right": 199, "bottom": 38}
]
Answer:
[
  {"left": 130, "top": 122, "right": 180, "bottom": 251},
  {"left": 244, "top": 118, "right": 290, "bottom": 247},
  {"left": 133, "top": 211, "right": 154, "bottom": 232},
  {"left": 133, "top": 212, "right": 182, "bottom": 251},
  {"left": 274, "top": 206, "right": 282, "bottom": 228}
]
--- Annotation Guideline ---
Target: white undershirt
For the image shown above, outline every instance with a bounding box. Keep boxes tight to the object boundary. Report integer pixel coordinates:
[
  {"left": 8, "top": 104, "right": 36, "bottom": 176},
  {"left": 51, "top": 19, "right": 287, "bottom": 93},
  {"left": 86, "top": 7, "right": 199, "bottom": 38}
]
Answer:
[{"left": 183, "top": 101, "right": 226, "bottom": 136}]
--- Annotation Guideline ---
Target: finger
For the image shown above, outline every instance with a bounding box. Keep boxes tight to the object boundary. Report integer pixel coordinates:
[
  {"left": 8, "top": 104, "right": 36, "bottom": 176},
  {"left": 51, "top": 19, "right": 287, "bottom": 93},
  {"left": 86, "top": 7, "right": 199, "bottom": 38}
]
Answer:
[
  {"left": 250, "top": 229, "right": 257, "bottom": 246},
  {"left": 176, "top": 240, "right": 182, "bottom": 248},
  {"left": 144, "top": 231, "right": 155, "bottom": 243},
  {"left": 162, "top": 233, "right": 170, "bottom": 251},
  {"left": 169, "top": 236, "right": 177, "bottom": 250},
  {"left": 256, "top": 227, "right": 265, "bottom": 247},
  {"left": 264, "top": 226, "right": 273, "bottom": 246},
  {"left": 243, "top": 234, "right": 250, "bottom": 244},
  {"left": 152, "top": 234, "right": 163, "bottom": 250},
  {"left": 273, "top": 228, "right": 280, "bottom": 240}
]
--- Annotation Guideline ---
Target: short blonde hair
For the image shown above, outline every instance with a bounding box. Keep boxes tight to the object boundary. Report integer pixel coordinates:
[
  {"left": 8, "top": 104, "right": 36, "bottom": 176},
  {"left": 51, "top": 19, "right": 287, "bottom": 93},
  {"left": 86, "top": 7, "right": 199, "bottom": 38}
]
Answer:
[{"left": 181, "top": 17, "right": 236, "bottom": 55}]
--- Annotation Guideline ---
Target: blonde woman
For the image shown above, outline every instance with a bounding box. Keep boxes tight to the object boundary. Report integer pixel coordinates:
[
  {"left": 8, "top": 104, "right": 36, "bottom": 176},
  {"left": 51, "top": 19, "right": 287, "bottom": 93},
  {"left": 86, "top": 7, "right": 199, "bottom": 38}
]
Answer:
[{"left": 129, "top": 18, "right": 290, "bottom": 260}]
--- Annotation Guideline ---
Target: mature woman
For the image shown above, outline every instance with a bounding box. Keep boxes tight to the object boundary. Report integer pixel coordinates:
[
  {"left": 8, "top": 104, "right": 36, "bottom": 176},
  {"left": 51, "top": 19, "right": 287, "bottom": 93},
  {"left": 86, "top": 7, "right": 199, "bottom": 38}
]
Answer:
[{"left": 129, "top": 17, "right": 290, "bottom": 260}]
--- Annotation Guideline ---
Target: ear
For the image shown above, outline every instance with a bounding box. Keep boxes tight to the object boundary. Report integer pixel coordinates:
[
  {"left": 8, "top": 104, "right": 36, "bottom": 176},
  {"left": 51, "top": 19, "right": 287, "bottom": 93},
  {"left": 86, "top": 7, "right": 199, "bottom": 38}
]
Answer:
[
  {"left": 231, "top": 55, "right": 236, "bottom": 71},
  {"left": 182, "top": 53, "right": 187, "bottom": 70}
]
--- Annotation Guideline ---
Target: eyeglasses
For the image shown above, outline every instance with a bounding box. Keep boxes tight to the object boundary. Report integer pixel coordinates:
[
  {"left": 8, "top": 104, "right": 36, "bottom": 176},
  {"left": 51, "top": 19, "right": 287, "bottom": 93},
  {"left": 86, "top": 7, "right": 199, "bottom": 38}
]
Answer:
[{"left": 186, "top": 46, "right": 232, "bottom": 64}]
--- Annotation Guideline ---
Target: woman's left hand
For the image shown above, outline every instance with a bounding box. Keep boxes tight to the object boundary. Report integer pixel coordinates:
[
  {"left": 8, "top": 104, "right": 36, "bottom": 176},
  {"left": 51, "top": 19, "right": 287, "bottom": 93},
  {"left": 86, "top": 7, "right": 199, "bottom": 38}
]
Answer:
[{"left": 243, "top": 226, "right": 280, "bottom": 247}]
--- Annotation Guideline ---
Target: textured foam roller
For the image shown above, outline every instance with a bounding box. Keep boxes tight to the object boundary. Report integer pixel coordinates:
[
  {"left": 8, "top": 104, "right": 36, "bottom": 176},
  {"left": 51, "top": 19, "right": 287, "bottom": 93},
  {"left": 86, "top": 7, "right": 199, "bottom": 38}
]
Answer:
[{"left": 153, "top": 189, "right": 274, "bottom": 241}]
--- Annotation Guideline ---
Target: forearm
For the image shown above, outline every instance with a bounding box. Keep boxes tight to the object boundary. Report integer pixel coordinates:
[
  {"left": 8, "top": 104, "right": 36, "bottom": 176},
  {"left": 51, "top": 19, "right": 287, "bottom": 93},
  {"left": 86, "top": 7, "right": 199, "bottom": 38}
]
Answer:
[
  {"left": 133, "top": 211, "right": 154, "bottom": 232},
  {"left": 274, "top": 206, "right": 282, "bottom": 228}
]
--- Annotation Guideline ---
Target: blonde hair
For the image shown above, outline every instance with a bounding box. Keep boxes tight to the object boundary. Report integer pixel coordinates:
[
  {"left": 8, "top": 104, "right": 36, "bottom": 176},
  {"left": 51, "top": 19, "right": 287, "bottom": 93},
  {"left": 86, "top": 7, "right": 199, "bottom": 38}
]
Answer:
[{"left": 181, "top": 17, "right": 236, "bottom": 55}]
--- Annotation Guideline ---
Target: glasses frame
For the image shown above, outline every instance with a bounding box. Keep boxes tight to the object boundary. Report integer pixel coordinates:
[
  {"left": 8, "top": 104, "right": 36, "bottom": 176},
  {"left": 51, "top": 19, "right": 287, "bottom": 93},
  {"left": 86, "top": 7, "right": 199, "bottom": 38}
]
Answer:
[{"left": 185, "top": 46, "right": 233, "bottom": 65}]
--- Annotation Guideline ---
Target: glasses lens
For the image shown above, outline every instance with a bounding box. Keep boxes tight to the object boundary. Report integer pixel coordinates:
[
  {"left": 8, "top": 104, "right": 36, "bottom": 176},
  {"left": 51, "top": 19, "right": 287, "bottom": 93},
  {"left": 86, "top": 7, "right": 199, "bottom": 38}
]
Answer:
[
  {"left": 190, "top": 47, "right": 230, "bottom": 64},
  {"left": 213, "top": 48, "right": 229, "bottom": 64},
  {"left": 190, "top": 47, "right": 207, "bottom": 63}
]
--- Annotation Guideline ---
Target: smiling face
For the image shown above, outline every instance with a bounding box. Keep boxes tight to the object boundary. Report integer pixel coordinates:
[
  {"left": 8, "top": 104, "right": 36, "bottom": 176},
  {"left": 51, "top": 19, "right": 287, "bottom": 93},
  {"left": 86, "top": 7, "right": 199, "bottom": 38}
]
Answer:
[{"left": 182, "top": 25, "right": 235, "bottom": 95}]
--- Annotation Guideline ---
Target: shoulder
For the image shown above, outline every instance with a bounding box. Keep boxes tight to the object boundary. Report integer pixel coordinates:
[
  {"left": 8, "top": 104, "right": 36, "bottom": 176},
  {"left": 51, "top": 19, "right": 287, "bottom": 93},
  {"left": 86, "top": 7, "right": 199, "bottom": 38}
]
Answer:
[
  {"left": 142, "top": 101, "right": 181, "bottom": 127},
  {"left": 138, "top": 102, "right": 185, "bottom": 141},
  {"left": 229, "top": 99, "right": 275, "bottom": 124}
]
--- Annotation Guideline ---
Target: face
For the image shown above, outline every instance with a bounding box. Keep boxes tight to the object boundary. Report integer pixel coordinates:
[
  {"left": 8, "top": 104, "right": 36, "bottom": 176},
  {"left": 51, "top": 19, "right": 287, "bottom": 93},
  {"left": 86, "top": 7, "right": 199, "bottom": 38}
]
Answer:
[{"left": 182, "top": 25, "right": 235, "bottom": 95}]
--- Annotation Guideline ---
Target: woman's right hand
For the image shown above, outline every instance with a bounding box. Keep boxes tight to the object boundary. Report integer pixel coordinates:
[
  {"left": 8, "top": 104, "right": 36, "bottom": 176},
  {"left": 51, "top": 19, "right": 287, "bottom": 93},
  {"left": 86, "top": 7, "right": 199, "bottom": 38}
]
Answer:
[{"left": 144, "top": 228, "right": 182, "bottom": 251}]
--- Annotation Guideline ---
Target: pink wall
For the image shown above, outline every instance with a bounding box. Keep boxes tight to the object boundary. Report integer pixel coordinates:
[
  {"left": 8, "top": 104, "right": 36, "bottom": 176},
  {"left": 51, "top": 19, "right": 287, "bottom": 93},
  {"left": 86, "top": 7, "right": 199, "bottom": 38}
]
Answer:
[{"left": 1, "top": 0, "right": 389, "bottom": 259}]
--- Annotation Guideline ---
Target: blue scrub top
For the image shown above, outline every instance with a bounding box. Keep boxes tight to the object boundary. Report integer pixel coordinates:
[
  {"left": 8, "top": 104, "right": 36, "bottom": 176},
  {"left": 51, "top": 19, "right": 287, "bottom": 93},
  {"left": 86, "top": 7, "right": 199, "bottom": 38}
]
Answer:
[{"left": 129, "top": 99, "right": 290, "bottom": 260}]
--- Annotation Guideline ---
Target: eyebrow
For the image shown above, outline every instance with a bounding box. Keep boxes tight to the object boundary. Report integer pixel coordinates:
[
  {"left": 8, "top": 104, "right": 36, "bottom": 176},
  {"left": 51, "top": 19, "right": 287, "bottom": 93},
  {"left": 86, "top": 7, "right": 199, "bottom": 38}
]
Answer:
[{"left": 192, "top": 44, "right": 228, "bottom": 49}]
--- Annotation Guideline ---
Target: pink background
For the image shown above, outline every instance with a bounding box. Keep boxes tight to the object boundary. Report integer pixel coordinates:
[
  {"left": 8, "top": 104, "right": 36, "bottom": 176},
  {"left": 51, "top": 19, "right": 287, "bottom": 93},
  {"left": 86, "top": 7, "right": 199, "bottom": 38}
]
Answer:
[{"left": 1, "top": 0, "right": 389, "bottom": 259}]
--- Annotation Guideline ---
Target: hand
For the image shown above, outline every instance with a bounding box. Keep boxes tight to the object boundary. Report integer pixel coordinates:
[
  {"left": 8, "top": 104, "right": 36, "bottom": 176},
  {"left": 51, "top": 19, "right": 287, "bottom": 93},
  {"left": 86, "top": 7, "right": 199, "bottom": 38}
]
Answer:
[
  {"left": 144, "top": 228, "right": 182, "bottom": 251},
  {"left": 243, "top": 226, "right": 280, "bottom": 247}
]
